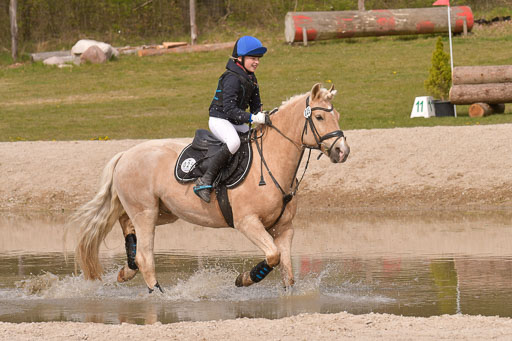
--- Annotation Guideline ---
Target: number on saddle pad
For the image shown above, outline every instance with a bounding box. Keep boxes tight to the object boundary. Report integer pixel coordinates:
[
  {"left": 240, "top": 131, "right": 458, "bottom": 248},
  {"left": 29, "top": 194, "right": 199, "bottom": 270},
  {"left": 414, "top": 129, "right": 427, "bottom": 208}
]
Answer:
[{"left": 174, "top": 129, "right": 253, "bottom": 189}]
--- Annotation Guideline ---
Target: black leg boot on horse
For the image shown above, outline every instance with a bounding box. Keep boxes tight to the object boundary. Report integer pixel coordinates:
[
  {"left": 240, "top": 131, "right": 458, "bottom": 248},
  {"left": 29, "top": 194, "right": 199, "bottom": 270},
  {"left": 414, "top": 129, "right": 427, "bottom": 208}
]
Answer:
[{"left": 194, "top": 144, "right": 232, "bottom": 203}]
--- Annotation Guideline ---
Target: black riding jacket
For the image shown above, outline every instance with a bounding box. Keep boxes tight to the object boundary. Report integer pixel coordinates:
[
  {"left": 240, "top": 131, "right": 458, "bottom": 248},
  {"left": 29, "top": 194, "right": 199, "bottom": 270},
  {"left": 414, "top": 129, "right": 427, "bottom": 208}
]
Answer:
[{"left": 209, "top": 59, "right": 262, "bottom": 125}]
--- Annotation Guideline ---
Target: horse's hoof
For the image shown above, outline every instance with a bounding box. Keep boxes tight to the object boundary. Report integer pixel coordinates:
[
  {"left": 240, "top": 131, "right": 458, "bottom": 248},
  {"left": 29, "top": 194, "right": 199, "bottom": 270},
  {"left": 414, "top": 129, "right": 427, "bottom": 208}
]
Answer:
[
  {"left": 283, "top": 278, "right": 295, "bottom": 288},
  {"left": 117, "top": 265, "right": 138, "bottom": 283},
  {"left": 117, "top": 269, "right": 125, "bottom": 283},
  {"left": 235, "top": 272, "right": 253, "bottom": 287},
  {"left": 148, "top": 282, "right": 164, "bottom": 294},
  {"left": 235, "top": 273, "right": 243, "bottom": 287}
]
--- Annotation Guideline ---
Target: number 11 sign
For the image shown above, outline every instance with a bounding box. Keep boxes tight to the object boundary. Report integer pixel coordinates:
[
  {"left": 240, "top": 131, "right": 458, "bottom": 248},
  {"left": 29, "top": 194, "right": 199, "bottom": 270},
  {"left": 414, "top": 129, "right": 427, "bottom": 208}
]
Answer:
[{"left": 410, "top": 96, "right": 435, "bottom": 118}]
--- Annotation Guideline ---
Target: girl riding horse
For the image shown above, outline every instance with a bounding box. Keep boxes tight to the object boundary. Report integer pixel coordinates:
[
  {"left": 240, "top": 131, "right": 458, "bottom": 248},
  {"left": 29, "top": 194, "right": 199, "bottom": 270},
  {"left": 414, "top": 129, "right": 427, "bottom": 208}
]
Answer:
[{"left": 194, "top": 36, "right": 268, "bottom": 203}]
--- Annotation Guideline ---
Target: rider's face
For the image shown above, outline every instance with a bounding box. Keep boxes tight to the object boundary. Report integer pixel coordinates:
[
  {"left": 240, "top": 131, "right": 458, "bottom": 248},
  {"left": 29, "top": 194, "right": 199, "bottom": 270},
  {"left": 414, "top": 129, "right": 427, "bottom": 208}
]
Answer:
[{"left": 239, "top": 56, "right": 260, "bottom": 73}]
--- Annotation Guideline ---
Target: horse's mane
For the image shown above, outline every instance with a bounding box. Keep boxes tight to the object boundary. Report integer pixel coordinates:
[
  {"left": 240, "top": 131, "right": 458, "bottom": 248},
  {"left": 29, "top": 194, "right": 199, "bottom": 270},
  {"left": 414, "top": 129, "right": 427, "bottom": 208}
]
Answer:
[
  {"left": 278, "top": 87, "right": 336, "bottom": 110},
  {"left": 279, "top": 93, "right": 306, "bottom": 109}
]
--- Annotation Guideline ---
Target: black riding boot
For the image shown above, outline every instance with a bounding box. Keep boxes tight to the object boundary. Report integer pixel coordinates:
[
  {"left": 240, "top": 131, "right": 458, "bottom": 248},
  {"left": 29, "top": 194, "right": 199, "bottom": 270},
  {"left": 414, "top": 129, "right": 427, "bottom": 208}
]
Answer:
[{"left": 194, "top": 144, "right": 232, "bottom": 203}]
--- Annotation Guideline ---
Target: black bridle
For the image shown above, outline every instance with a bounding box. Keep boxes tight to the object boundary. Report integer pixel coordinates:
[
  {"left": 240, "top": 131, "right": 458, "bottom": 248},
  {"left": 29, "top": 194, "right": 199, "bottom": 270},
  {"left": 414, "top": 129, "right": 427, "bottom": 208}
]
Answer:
[
  {"left": 252, "top": 95, "right": 345, "bottom": 229},
  {"left": 302, "top": 96, "right": 345, "bottom": 155}
]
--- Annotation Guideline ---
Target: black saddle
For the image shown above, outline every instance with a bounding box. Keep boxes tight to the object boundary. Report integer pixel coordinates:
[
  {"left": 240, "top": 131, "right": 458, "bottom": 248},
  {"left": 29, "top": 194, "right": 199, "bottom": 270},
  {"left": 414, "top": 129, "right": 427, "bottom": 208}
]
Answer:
[{"left": 174, "top": 129, "right": 252, "bottom": 189}]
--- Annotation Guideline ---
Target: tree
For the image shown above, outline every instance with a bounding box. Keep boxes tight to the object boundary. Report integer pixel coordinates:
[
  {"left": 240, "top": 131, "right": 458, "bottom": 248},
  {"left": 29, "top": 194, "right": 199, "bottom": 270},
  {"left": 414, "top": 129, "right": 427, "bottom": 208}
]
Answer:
[
  {"left": 10, "top": 0, "right": 18, "bottom": 61},
  {"left": 190, "top": 0, "right": 197, "bottom": 45},
  {"left": 424, "top": 37, "right": 452, "bottom": 100}
]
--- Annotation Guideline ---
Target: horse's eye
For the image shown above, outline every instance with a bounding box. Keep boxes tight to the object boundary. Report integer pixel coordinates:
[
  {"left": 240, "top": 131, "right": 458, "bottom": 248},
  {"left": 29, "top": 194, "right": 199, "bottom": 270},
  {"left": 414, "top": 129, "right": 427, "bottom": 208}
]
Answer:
[{"left": 315, "top": 115, "right": 324, "bottom": 121}]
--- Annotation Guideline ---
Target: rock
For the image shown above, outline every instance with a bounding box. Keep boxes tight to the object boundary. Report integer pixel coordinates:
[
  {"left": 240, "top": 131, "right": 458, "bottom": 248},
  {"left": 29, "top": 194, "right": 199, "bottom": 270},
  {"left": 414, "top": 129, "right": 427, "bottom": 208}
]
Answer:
[
  {"left": 71, "top": 39, "right": 119, "bottom": 59},
  {"left": 80, "top": 46, "right": 107, "bottom": 64}
]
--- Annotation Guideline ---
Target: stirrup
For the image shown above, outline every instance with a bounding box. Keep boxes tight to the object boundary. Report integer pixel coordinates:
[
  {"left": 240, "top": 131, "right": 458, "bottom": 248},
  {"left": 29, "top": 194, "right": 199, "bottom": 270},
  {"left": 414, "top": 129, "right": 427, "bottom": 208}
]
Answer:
[
  {"left": 194, "top": 181, "right": 213, "bottom": 203},
  {"left": 193, "top": 184, "right": 213, "bottom": 193}
]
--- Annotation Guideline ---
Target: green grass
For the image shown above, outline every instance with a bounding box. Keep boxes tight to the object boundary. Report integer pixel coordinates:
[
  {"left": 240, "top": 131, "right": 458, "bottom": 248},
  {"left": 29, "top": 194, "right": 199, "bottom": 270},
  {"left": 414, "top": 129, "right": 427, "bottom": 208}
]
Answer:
[{"left": 1, "top": 25, "right": 512, "bottom": 141}]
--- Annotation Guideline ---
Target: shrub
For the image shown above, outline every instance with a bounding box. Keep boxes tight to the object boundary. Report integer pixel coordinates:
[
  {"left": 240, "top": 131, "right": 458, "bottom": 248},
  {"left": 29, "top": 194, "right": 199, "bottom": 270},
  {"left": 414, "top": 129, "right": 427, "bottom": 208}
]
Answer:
[{"left": 424, "top": 36, "right": 452, "bottom": 100}]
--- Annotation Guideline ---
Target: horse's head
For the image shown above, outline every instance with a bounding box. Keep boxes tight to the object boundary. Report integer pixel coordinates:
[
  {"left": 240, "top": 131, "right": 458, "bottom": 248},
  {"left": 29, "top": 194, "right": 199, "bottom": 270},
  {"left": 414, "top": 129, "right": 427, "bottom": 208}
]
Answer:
[{"left": 301, "top": 83, "right": 350, "bottom": 163}]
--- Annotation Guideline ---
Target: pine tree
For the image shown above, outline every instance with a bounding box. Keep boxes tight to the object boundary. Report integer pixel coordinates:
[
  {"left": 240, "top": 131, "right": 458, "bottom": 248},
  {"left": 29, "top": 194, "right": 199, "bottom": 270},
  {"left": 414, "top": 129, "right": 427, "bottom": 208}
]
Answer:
[{"left": 424, "top": 37, "right": 452, "bottom": 101}]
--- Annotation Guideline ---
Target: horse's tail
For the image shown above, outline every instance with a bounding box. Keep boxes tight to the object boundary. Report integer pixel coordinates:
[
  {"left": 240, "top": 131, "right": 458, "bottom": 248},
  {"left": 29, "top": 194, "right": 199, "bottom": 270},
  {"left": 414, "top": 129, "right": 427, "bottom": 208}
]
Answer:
[{"left": 73, "top": 151, "right": 125, "bottom": 280}]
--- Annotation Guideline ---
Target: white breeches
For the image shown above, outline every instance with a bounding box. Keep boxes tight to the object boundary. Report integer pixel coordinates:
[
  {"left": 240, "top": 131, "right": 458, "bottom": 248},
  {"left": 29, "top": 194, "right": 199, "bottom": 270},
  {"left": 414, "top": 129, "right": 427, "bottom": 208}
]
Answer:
[{"left": 209, "top": 117, "right": 250, "bottom": 154}]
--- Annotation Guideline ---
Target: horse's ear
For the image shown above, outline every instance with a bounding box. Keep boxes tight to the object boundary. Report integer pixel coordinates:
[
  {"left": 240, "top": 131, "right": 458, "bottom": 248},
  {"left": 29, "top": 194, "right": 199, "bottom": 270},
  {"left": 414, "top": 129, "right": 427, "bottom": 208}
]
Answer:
[
  {"left": 311, "top": 83, "right": 322, "bottom": 99},
  {"left": 328, "top": 84, "right": 337, "bottom": 98}
]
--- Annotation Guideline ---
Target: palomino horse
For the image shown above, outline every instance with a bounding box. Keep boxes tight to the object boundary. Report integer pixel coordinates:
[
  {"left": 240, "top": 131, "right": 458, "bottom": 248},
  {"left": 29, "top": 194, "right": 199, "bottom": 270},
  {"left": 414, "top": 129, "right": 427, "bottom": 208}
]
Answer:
[{"left": 74, "top": 83, "right": 350, "bottom": 292}]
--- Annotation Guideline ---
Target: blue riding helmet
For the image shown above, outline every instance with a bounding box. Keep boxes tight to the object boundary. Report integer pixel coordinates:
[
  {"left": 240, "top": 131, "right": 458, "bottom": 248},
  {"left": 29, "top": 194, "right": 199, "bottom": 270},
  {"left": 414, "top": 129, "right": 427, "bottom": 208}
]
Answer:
[{"left": 232, "top": 36, "right": 267, "bottom": 58}]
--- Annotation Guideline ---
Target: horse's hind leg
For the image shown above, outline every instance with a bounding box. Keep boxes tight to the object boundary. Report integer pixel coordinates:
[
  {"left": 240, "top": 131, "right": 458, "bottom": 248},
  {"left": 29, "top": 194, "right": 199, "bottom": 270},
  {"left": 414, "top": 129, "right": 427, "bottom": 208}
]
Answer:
[
  {"left": 117, "top": 213, "right": 139, "bottom": 283},
  {"left": 129, "top": 208, "right": 162, "bottom": 292},
  {"left": 235, "top": 215, "right": 281, "bottom": 287}
]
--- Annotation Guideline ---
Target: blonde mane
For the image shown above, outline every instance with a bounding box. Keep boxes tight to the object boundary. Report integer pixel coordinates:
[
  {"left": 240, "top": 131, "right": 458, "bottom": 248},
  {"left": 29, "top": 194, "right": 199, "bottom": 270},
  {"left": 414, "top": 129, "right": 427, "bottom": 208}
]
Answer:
[
  {"left": 278, "top": 87, "right": 337, "bottom": 110},
  {"left": 279, "top": 93, "right": 306, "bottom": 109}
]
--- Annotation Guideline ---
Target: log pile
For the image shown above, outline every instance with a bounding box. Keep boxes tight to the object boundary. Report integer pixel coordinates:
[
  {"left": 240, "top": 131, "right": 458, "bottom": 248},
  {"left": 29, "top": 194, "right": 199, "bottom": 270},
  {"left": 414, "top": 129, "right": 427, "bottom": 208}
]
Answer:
[{"left": 449, "top": 65, "right": 511, "bottom": 117}]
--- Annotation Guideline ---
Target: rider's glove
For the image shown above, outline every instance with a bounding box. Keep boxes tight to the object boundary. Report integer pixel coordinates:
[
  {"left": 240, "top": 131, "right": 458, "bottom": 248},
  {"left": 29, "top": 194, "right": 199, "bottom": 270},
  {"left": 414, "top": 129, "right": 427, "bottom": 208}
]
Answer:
[{"left": 251, "top": 112, "right": 267, "bottom": 125}]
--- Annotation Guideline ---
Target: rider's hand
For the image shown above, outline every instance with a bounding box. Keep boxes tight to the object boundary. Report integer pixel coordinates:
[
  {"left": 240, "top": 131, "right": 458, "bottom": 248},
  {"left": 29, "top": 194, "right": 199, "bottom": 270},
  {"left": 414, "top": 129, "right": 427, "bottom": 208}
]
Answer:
[{"left": 251, "top": 112, "right": 267, "bottom": 125}]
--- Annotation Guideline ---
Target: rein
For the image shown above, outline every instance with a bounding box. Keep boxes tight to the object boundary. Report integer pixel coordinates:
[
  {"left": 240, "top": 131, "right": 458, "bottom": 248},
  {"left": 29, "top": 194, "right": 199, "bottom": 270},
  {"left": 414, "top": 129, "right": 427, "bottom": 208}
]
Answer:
[{"left": 252, "top": 95, "right": 345, "bottom": 229}]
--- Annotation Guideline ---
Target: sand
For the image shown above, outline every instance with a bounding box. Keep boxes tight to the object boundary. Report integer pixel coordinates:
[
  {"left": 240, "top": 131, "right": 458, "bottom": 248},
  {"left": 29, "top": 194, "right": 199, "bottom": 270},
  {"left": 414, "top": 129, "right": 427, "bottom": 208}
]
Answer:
[
  {"left": 1, "top": 312, "right": 512, "bottom": 340},
  {"left": 2, "top": 125, "right": 512, "bottom": 212},
  {"left": 1, "top": 124, "right": 511, "bottom": 339}
]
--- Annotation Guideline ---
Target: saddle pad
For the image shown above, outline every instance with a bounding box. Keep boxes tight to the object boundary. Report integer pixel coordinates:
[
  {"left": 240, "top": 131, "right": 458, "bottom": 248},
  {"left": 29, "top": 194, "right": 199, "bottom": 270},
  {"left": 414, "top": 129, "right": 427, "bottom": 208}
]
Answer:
[{"left": 174, "top": 141, "right": 252, "bottom": 189}]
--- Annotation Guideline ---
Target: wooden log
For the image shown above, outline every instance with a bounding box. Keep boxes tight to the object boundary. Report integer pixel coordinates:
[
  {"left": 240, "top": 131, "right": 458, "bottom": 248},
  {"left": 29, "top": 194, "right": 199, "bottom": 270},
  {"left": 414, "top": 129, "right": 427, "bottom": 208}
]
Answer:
[
  {"left": 469, "top": 102, "right": 493, "bottom": 117},
  {"left": 468, "top": 103, "right": 505, "bottom": 117},
  {"left": 449, "top": 83, "right": 512, "bottom": 104},
  {"left": 284, "top": 6, "right": 474, "bottom": 43},
  {"left": 453, "top": 65, "right": 512, "bottom": 85},
  {"left": 162, "top": 42, "right": 188, "bottom": 49},
  {"left": 137, "top": 42, "right": 234, "bottom": 57},
  {"left": 30, "top": 50, "right": 72, "bottom": 62}
]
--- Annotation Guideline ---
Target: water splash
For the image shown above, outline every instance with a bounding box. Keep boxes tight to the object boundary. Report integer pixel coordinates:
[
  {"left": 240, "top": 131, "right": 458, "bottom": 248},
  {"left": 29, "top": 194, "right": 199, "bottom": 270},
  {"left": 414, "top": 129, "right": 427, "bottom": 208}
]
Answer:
[
  {"left": 5, "top": 260, "right": 393, "bottom": 306},
  {"left": 160, "top": 267, "right": 283, "bottom": 302},
  {"left": 293, "top": 262, "right": 395, "bottom": 304},
  {"left": 11, "top": 268, "right": 130, "bottom": 299}
]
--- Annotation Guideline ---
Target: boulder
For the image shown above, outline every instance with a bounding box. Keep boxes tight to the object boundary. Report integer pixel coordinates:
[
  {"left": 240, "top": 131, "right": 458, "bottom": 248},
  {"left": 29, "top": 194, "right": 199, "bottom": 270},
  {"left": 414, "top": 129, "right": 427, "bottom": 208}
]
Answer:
[
  {"left": 80, "top": 45, "right": 107, "bottom": 64},
  {"left": 71, "top": 39, "right": 119, "bottom": 59}
]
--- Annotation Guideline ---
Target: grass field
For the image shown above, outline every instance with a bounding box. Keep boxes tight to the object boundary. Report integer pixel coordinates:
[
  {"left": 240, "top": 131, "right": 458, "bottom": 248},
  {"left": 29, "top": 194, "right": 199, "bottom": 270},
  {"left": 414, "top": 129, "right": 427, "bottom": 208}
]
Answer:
[{"left": 1, "top": 23, "right": 512, "bottom": 141}]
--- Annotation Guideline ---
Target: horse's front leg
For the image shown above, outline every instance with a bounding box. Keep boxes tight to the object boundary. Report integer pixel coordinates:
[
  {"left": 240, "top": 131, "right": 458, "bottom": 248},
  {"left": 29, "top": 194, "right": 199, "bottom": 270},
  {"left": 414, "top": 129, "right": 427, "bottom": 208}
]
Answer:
[
  {"left": 235, "top": 215, "right": 280, "bottom": 287},
  {"left": 271, "top": 224, "right": 295, "bottom": 288}
]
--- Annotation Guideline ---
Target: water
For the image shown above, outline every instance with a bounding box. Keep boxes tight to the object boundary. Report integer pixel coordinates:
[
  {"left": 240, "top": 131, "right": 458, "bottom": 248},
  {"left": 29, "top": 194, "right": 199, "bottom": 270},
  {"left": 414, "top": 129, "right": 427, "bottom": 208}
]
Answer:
[{"left": 0, "top": 209, "right": 511, "bottom": 324}]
